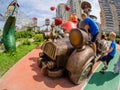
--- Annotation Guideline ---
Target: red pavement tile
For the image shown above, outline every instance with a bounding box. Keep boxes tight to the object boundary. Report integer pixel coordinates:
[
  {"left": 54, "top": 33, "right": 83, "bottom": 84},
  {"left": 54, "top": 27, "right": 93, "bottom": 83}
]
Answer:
[{"left": 0, "top": 46, "right": 85, "bottom": 90}]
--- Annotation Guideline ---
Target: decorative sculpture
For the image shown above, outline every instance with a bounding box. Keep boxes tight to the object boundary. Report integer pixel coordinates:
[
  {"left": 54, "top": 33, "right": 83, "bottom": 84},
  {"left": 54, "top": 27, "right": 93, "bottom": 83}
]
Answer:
[
  {"left": 37, "top": 1, "right": 107, "bottom": 85},
  {"left": 3, "top": 0, "right": 19, "bottom": 51}
]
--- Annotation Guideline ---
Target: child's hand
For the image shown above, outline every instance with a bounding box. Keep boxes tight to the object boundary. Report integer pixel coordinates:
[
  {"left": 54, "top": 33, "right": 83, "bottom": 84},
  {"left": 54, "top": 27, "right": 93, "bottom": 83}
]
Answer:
[{"left": 102, "top": 50, "right": 108, "bottom": 55}]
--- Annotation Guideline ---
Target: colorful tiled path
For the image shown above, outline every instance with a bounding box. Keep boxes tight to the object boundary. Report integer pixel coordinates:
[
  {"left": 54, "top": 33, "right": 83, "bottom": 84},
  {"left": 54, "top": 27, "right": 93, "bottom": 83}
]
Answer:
[
  {"left": 84, "top": 52, "right": 120, "bottom": 90},
  {"left": 0, "top": 45, "right": 120, "bottom": 90}
]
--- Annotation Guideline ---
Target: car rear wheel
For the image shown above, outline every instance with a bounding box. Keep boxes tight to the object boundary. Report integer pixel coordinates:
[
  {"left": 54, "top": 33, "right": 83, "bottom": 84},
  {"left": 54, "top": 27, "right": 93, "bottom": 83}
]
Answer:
[
  {"left": 69, "top": 62, "right": 93, "bottom": 85},
  {"left": 77, "top": 62, "right": 93, "bottom": 84}
]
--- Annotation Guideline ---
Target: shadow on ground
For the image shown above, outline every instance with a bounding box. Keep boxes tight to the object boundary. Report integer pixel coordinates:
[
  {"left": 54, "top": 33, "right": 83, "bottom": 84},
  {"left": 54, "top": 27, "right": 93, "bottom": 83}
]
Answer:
[
  {"left": 29, "top": 57, "right": 77, "bottom": 88},
  {"left": 88, "top": 71, "right": 119, "bottom": 86}
]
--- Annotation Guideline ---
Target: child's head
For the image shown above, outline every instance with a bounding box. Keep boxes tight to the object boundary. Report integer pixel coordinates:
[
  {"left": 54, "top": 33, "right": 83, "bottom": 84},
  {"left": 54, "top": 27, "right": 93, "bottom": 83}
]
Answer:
[
  {"left": 109, "top": 32, "right": 116, "bottom": 41},
  {"left": 81, "top": 13, "right": 87, "bottom": 20}
]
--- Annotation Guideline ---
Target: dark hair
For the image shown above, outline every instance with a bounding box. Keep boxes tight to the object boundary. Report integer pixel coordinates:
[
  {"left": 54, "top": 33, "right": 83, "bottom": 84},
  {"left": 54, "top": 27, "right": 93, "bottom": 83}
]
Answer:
[{"left": 101, "top": 34, "right": 106, "bottom": 40}]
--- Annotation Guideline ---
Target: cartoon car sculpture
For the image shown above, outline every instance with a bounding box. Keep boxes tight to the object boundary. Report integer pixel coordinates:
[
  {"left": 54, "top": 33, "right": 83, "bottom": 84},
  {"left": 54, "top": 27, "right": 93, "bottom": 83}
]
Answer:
[
  {"left": 37, "top": 1, "right": 107, "bottom": 85},
  {"left": 38, "top": 27, "right": 106, "bottom": 84}
]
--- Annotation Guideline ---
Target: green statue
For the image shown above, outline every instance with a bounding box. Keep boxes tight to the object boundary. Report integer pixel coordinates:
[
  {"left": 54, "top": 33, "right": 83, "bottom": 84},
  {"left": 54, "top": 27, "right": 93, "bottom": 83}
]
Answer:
[
  {"left": 3, "top": 0, "right": 19, "bottom": 51},
  {"left": 3, "top": 16, "right": 16, "bottom": 51}
]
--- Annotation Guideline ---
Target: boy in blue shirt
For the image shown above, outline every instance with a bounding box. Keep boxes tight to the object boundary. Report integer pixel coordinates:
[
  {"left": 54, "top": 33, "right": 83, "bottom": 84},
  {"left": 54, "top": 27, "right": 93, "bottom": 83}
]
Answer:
[
  {"left": 100, "top": 32, "right": 116, "bottom": 74},
  {"left": 81, "top": 13, "right": 99, "bottom": 57}
]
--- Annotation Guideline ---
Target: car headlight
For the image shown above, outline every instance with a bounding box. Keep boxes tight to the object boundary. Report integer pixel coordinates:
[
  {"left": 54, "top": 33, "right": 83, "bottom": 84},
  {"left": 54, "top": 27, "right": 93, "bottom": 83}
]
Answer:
[{"left": 69, "top": 28, "right": 88, "bottom": 49}]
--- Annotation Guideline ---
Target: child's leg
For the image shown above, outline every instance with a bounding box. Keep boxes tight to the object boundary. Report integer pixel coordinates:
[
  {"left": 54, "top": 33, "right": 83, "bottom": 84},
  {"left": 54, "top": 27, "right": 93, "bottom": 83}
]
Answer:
[
  {"left": 100, "top": 55, "right": 113, "bottom": 74},
  {"left": 92, "top": 42, "right": 96, "bottom": 55},
  {"left": 91, "top": 33, "right": 99, "bottom": 56},
  {"left": 103, "top": 61, "right": 108, "bottom": 68},
  {"left": 100, "top": 61, "right": 108, "bottom": 74}
]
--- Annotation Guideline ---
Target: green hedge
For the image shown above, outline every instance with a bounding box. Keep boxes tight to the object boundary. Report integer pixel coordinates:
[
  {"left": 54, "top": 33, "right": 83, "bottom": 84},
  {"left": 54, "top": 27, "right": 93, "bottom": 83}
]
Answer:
[
  {"left": 15, "top": 31, "right": 34, "bottom": 39},
  {"left": 22, "top": 38, "right": 31, "bottom": 45},
  {"left": 116, "top": 38, "right": 120, "bottom": 43},
  {"left": 33, "top": 34, "right": 43, "bottom": 42}
]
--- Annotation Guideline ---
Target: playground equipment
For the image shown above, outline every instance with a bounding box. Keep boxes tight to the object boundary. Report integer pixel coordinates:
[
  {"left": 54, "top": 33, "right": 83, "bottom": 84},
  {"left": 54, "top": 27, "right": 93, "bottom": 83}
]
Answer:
[
  {"left": 37, "top": 1, "right": 107, "bottom": 84},
  {"left": 38, "top": 28, "right": 106, "bottom": 84}
]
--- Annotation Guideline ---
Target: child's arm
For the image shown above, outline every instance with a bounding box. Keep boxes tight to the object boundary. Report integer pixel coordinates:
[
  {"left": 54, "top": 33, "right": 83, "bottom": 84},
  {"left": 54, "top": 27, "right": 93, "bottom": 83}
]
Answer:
[
  {"left": 104, "top": 47, "right": 113, "bottom": 54},
  {"left": 84, "top": 25, "right": 89, "bottom": 32}
]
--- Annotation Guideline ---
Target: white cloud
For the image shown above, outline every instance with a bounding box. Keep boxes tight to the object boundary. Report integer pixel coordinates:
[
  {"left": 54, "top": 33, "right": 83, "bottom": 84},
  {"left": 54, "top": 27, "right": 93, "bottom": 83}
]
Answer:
[{"left": 18, "top": 0, "right": 67, "bottom": 26}]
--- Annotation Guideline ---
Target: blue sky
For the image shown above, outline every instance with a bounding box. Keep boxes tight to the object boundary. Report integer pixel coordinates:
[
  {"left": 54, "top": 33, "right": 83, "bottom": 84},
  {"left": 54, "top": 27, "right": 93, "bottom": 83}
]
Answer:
[
  {"left": 19, "top": 0, "right": 68, "bottom": 26},
  {"left": 0, "top": 0, "right": 100, "bottom": 28},
  {"left": 18, "top": 0, "right": 100, "bottom": 26}
]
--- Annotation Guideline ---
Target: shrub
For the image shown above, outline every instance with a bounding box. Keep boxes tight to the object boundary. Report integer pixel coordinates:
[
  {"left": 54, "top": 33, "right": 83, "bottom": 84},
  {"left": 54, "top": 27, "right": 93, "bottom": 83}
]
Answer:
[
  {"left": 22, "top": 39, "right": 31, "bottom": 45},
  {"left": 33, "top": 34, "right": 43, "bottom": 42},
  {"left": 116, "top": 38, "right": 120, "bottom": 44},
  {"left": 15, "top": 31, "right": 34, "bottom": 39}
]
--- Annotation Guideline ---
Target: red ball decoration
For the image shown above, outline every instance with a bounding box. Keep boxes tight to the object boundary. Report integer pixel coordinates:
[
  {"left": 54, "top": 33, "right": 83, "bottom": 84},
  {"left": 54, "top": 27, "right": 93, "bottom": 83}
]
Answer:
[
  {"left": 65, "top": 5, "right": 70, "bottom": 11},
  {"left": 12, "top": 2, "right": 19, "bottom": 7},
  {"left": 61, "top": 21, "right": 77, "bottom": 32},
  {"left": 50, "top": 6, "right": 55, "bottom": 11},
  {"left": 54, "top": 18, "right": 63, "bottom": 26}
]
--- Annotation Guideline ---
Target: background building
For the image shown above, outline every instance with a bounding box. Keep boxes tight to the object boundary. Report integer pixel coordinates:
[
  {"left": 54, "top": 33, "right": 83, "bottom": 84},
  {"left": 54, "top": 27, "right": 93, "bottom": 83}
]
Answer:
[
  {"left": 99, "top": 0, "right": 120, "bottom": 35},
  {"left": 56, "top": 3, "right": 69, "bottom": 21},
  {"left": 67, "top": 0, "right": 83, "bottom": 18},
  {"left": 56, "top": 0, "right": 83, "bottom": 21}
]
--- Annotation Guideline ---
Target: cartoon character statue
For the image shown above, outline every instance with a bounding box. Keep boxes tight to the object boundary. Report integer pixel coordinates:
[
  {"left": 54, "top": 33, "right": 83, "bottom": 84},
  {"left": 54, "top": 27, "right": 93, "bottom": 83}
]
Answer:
[
  {"left": 61, "top": 13, "right": 78, "bottom": 33},
  {"left": 3, "top": 0, "right": 19, "bottom": 51}
]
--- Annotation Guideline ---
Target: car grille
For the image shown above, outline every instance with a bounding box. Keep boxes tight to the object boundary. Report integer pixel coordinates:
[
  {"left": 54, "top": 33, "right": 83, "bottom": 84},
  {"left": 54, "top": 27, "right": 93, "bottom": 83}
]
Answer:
[{"left": 43, "top": 42, "right": 57, "bottom": 60}]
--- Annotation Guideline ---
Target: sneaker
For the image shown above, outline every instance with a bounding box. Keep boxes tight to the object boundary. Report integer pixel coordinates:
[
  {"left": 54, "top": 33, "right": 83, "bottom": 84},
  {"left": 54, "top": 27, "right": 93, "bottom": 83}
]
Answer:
[
  {"left": 102, "top": 66, "right": 108, "bottom": 70},
  {"left": 99, "top": 69, "right": 105, "bottom": 74}
]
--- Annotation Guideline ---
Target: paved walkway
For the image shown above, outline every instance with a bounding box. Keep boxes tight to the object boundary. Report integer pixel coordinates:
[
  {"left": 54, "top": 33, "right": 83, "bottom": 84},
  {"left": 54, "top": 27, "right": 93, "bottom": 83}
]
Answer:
[
  {"left": 0, "top": 45, "right": 120, "bottom": 90},
  {"left": 0, "top": 46, "right": 87, "bottom": 90}
]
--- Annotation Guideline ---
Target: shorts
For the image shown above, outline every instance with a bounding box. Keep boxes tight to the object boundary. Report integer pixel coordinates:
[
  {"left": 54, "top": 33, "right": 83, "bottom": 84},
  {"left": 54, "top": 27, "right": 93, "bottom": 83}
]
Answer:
[
  {"left": 91, "top": 33, "right": 99, "bottom": 42},
  {"left": 0, "top": 41, "right": 2, "bottom": 44},
  {"left": 101, "top": 55, "right": 113, "bottom": 65}
]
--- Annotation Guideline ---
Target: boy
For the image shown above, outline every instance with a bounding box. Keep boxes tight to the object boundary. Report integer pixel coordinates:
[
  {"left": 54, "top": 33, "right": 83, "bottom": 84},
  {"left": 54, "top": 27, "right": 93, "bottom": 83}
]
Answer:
[
  {"left": 100, "top": 32, "right": 116, "bottom": 74},
  {"left": 81, "top": 13, "right": 99, "bottom": 57}
]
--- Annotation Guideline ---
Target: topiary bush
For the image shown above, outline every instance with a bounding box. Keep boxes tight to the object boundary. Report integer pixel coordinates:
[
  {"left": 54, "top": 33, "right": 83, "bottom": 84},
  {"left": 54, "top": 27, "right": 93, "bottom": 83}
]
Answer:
[
  {"left": 33, "top": 34, "right": 43, "bottom": 42},
  {"left": 22, "top": 38, "right": 31, "bottom": 45}
]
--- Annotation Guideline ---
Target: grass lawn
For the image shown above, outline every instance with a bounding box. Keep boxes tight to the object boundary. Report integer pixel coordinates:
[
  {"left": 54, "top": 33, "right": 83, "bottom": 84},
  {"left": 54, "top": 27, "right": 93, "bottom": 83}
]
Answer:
[{"left": 0, "top": 42, "right": 43, "bottom": 77}]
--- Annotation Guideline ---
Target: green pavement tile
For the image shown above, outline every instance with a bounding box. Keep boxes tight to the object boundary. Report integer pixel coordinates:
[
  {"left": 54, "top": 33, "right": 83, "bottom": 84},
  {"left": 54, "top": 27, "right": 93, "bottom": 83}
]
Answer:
[{"left": 84, "top": 52, "right": 120, "bottom": 90}]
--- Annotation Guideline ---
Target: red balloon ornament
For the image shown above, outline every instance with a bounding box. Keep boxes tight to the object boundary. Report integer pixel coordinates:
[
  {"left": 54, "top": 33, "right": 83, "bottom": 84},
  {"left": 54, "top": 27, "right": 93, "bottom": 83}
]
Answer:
[
  {"left": 54, "top": 18, "right": 63, "bottom": 26},
  {"left": 50, "top": 6, "right": 55, "bottom": 11},
  {"left": 61, "top": 21, "right": 77, "bottom": 32},
  {"left": 65, "top": 5, "right": 70, "bottom": 11}
]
